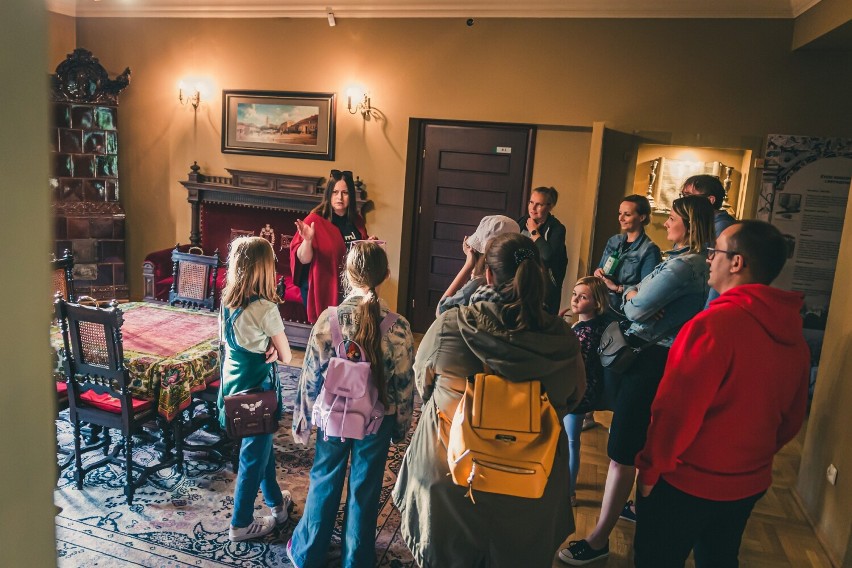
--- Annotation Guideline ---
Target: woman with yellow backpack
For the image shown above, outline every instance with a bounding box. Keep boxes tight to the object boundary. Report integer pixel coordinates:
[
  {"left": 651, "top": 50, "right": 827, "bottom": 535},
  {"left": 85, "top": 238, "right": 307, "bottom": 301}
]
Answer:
[{"left": 392, "top": 232, "right": 587, "bottom": 567}]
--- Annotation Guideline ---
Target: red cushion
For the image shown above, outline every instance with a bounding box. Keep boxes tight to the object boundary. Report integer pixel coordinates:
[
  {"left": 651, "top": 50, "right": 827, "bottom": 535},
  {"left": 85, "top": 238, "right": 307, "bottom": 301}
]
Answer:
[
  {"left": 207, "top": 379, "right": 220, "bottom": 388},
  {"left": 155, "top": 276, "right": 174, "bottom": 301},
  {"left": 56, "top": 381, "right": 68, "bottom": 395},
  {"left": 281, "top": 275, "right": 303, "bottom": 304},
  {"left": 80, "top": 390, "right": 153, "bottom": 414}
]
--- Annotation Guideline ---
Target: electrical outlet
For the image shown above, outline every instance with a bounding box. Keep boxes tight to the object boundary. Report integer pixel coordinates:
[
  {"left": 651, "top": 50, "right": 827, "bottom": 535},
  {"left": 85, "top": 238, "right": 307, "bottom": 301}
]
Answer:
[{"left": 826, "top": 464, "right": 838, "bottom": 486}]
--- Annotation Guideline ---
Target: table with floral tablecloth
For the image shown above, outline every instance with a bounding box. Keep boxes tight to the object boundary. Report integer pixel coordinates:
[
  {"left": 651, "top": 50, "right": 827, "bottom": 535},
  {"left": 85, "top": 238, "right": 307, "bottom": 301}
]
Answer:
[{"left": 52, "top": 302, "right": 220, "bottom": 422}]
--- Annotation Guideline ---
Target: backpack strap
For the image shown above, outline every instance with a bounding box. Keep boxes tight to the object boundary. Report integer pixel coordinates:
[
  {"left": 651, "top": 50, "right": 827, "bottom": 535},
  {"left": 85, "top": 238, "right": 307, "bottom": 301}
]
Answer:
[
  {"left": 328, "top": 307, "right": 398, "bottom": 360},
  {"left": 327, "top": 306, "right": 345, "bottom": 358},
  {"left": 379, "top": 311, "right": 399, "bottom": 336}
]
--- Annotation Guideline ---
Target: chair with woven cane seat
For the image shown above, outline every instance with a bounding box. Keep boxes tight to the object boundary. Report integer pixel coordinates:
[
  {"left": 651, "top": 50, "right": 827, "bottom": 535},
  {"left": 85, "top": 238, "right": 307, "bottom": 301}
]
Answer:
[
  {"left": 169, "top": 246, "right": 219, "bottom": 311},
  {"left": 52, "top": 250, "right": 76, "bottom": 472},
  {"left": 52, "top": 249, "right": 76, "bottom": 303},
  {"left": 55, "top": 297, "right": 179, "bottom": 504}
]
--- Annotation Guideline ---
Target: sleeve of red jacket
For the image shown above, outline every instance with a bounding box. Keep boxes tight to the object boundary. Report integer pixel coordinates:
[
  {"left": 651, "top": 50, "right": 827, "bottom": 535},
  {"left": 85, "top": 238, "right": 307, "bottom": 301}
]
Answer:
[
  {"left": 355, "top": 214, "right": 368, "bottom": 240},
  {"left": 289, "top": 213, "right": 311, "bottom": 286},
  {"left": 636, "top": 315, "right": 732, "bottom": 487}
]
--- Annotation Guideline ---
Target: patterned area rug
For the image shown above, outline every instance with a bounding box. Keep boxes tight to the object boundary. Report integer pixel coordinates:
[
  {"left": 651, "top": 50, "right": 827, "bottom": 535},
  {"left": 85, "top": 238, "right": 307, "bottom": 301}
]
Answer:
[{"left": 55, "top": 365, "right": 418, "bottom": 567}]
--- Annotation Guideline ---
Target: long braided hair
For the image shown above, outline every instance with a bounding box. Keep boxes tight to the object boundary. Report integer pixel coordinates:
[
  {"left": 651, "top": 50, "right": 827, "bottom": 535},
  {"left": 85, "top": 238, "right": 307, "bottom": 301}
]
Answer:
[{"left": 344, "top": 241, "right": 390, "bottom": 404}]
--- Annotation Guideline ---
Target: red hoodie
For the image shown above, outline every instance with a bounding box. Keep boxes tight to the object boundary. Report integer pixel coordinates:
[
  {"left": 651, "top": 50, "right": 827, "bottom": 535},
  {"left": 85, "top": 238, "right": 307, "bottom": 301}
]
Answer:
[{"left": 636, "top": 283, "right": 809, "bottom": 501}]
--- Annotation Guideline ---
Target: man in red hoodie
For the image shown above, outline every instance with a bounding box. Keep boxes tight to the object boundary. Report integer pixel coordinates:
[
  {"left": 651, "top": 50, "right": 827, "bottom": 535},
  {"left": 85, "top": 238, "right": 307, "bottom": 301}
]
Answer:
[{"left": 633, "top": 220, "right": 809, "bottom": 568}]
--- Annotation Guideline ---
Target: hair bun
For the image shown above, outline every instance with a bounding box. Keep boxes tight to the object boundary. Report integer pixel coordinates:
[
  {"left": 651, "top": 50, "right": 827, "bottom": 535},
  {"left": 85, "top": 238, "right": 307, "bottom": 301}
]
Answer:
[{"left": 513, "top": 247, "right": 535, "bottom": 267}]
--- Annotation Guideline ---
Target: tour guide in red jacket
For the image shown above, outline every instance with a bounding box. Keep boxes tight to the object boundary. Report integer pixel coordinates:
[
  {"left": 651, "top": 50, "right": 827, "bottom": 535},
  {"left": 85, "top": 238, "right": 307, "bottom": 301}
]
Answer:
[{"left": 634, "top": 220, "right": 809, "bottom": 568}]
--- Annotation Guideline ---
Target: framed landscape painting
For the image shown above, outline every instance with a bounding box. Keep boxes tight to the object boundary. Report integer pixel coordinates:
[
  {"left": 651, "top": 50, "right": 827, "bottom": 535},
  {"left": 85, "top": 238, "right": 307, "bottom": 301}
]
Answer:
[{"left": 222, "top": 90, "right": 336, "bottom": 160}]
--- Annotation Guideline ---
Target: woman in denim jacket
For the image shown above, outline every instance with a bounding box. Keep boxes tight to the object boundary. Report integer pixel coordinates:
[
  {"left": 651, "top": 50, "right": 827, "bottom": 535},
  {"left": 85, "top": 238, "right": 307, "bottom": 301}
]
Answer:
[
  {"left": 560, "top": 195, "right": 714, "bottom": 565},
  {"left": 594, "top": 195, "right": 662, "bottom": 313}
]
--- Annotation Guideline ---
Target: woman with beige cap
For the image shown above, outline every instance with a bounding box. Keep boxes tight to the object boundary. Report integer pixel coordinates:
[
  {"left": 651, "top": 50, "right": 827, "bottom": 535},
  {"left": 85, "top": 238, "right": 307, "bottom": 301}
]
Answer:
[{"left": 435, "top": 215, "right": 520, "bottom": 315}]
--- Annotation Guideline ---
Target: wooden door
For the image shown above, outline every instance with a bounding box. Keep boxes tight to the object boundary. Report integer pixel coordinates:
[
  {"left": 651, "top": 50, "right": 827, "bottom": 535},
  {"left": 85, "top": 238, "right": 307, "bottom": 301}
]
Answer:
[{"left": 406, "top": 121, "right": 535, "bottom": 332}]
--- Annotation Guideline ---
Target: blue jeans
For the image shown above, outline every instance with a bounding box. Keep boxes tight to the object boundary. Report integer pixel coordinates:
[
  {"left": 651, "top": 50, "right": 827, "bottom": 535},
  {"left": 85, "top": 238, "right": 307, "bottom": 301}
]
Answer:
[
  {"left": 563, "top": 413, "right": 583, "bottom": 496},
  {"left": 290, "top": 416, "right": 394, "bottom": 568},
  {"left": 232, "top": 432, "right": 284, "bottom": 528}
]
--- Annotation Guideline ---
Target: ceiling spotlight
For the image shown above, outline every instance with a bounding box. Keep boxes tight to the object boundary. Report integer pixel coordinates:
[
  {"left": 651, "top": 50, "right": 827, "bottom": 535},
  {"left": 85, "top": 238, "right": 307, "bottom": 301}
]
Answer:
[{"left": 327, "top": 8, "right": 336, "bottom": 27}]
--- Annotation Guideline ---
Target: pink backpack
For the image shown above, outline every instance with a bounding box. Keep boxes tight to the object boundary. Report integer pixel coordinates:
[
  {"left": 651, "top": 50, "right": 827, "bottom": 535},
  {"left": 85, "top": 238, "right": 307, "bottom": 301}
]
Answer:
[{"left": 312, "top": 306, "right": 399, "bottom": 441}]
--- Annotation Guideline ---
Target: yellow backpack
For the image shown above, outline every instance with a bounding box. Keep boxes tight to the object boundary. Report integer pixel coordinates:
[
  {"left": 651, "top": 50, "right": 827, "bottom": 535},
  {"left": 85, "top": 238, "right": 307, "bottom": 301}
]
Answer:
[{"left": 446, "top": 372, "right": 561, "bottom": 502}]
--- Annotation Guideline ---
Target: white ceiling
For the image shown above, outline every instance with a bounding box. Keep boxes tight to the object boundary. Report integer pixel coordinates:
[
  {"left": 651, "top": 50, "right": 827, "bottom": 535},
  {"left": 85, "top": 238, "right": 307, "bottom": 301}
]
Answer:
[{"left": 47, "top": 0, "right": 823, "bottom": 19}]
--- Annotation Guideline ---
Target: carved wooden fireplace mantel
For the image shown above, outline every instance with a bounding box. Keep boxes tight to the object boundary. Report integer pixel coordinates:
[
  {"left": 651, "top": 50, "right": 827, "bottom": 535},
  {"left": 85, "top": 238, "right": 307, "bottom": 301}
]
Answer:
[
  {"left": 180, "top": 161, "right": 370, "bottom": 247},
  {"left": 142, "top": 163, "right": 371, "bottom": 347}
]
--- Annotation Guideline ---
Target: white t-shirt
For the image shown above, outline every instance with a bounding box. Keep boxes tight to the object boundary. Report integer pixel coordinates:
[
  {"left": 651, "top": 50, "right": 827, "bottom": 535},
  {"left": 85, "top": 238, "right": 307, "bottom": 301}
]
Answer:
[{"left": 223, "top": 298, "right": 289, "bottom": 358}]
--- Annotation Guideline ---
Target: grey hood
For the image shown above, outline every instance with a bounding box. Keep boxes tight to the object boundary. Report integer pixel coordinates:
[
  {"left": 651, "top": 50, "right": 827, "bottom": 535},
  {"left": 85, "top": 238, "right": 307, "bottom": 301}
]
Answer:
[{"left": 456, "top": 301, "right": 586, "bottom": 414}]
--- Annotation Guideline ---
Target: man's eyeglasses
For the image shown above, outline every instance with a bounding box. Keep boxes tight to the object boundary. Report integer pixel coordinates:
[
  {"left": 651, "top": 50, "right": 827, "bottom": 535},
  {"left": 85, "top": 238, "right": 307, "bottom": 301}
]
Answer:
[{"left": 706, "top": 247, "right": 738, "bottom": 260}]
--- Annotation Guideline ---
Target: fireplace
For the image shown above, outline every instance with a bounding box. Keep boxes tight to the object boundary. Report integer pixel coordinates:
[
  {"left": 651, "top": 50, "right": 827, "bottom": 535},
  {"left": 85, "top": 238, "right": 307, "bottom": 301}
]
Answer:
[
  {"left": 50, "top": 49, "right": 130, "bottom": 300},
  {"left": 143, "top": 163, "right": 370, "bottom": 348}
]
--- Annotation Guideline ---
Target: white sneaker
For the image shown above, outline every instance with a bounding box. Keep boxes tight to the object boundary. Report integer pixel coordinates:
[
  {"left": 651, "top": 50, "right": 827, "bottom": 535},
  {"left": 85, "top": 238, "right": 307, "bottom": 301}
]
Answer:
[
  {"left": 270, "top": 490, "right": 293, "bottom": 524},
  {"left": 228, "top": 516, "right": 276, "bottom": 542}
]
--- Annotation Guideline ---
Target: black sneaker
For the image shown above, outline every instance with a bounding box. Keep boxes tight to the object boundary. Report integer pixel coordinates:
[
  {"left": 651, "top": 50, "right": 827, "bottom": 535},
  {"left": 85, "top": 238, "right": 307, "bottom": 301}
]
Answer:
[
  {"left": 558, "top": 540, "right": 610, "bottom": 565},
  {"left": 619, "top": 500, "right": 637, "bottom": 522}
]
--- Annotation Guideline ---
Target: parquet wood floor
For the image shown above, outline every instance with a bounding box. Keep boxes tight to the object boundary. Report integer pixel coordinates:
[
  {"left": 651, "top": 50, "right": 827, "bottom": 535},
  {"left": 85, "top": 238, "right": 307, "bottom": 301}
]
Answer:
[
  {"left": 552, "top": 411, "right": 833, "bottom": 568},
  {"left": 291, "top": 339, "right": 832, "bottom": 567}
]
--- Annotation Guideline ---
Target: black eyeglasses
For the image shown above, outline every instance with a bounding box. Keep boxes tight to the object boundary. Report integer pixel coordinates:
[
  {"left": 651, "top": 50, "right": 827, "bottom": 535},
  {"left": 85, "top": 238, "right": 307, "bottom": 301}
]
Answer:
[{"left": 706, "top": 247, "right": 738, "bottom": 260}]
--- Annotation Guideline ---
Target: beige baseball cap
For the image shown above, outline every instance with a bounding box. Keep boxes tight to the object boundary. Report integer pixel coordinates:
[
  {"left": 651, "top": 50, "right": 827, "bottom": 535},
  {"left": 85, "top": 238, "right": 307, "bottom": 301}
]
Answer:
[{"left": 467, "top": 215, "right": 521, "bottom": 253}]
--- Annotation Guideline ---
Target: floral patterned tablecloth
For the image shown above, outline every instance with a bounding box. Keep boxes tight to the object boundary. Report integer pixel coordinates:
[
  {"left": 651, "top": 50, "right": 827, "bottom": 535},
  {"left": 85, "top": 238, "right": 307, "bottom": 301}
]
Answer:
[{"left": 52, "top": 302, "right": 220, "bottom": 422}]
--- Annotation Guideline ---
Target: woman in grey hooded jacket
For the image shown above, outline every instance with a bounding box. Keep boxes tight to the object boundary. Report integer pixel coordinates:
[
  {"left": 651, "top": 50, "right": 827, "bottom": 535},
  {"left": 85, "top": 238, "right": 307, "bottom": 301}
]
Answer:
[{"left": 392, "top": 233, "right": 586, "bottom": 568}]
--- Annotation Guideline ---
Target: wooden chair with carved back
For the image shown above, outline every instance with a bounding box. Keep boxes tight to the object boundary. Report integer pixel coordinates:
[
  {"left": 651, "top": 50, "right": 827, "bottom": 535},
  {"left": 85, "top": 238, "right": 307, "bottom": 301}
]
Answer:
[
  {"left": 52, "top": 250, "right": 76, "bottom": 472},
  {"left": 169, "top": 245, "right": 219, "bottom": 311},
  {"left": 55, "top": 297, "right": 180, "bottom": 504},
  {"left": 52, "top": 249, "right": 76, "bottom": 304}
]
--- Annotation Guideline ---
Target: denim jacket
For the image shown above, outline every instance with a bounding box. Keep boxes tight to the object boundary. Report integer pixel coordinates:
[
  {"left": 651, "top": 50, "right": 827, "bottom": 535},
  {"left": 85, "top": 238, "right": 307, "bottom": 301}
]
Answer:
[
  {"left": 598, "top": 230, "right": 662, "bottom": 288},
  {"left": 622, "top": 247, "right": 709, "bottom": 347},
  {"left": 292, "top": 294, "right": 415, "bottom": 445}
]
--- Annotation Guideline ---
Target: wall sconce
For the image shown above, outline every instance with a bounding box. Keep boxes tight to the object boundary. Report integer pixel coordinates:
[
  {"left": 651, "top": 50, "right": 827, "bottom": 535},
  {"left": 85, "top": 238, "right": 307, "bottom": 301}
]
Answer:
[
  {"left": 178, "top": 80, "right": 201, "bottom": 111},
  {"left": 347, "top": 91, "right": 371, "bottom": 119}
]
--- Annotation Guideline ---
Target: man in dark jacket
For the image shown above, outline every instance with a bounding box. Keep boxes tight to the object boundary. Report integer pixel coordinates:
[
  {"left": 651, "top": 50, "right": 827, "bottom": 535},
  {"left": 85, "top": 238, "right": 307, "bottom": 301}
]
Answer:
[
  {"left": 633, "top": 220, "right": 809, "bottom": 568},
  {"left": 518, "top": 186, "right": 567, "bottom": 315}
]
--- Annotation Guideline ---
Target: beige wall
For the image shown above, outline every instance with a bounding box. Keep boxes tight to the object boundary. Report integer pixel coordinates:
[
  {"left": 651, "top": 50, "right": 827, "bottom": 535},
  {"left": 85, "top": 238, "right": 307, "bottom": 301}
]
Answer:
[
  {"left": 1, "top": 2, "right": 59, "bottom": 567},
  {"left": 793, "top": 0, "right": 852, "bottom": 49},
  {"left": 52, "top": 16, "right": 852, "bottom": 563},
  {"left": 67, "top": 17, "right": 852, "bottom": 313},
  {"left": 797, "top": 180, "right": 852, "bottom": 567},
  {"left": 47, "top": 11, "right": 75, "bottom": 71}
]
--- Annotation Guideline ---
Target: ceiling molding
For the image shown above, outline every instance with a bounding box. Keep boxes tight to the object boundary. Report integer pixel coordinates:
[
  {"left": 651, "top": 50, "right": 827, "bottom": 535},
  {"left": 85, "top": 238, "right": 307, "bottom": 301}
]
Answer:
[
  {"left": 46, "top": 0, "right": 76, "bottom": 17},
  {"left": 791, "top": 0, "right": 823, "bottom": 18},
  {"left": 47, "top": 0, "right": 816, "bottom": 20}
]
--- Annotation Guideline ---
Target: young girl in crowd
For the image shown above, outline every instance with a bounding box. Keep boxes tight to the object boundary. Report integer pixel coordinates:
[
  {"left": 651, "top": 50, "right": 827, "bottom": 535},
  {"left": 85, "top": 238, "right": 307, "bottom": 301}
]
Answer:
[
  {"left": 216, "top": 236, "right": 293, "bottom": 543},
  {"left": 289, "top": 241, "right": 415, "bottom": 568},
  {"left": 564, "top": 276, "right": 610, "bottom": 506}
]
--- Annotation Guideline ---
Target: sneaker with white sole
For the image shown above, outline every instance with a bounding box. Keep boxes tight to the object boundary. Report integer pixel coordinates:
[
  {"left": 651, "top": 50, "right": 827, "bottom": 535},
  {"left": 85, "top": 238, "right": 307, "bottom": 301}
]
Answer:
[
  {"left": 270, "top": 490, "right": 293, "bottom": 524},
  {"left": 558, "top": 540, "right": 610, "bottom": 565},
  {"left": 229, "top": 516, "right": 276, "bottom": 542}
]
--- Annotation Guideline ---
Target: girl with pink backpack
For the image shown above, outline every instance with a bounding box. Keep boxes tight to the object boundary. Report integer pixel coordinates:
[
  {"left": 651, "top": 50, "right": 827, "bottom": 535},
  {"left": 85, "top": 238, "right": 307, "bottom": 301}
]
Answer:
[{"left": 289, "top": 241, "right": 415, "bottom": 568}]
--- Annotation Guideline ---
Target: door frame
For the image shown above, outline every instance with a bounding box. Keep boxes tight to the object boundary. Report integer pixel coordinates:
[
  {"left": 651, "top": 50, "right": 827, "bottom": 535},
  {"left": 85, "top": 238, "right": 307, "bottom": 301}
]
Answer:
[{"left": 399, "top": 117, "right": 536, "bottom": 326}]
